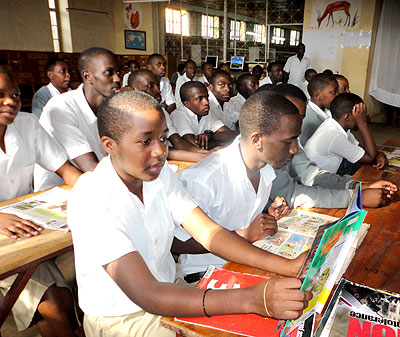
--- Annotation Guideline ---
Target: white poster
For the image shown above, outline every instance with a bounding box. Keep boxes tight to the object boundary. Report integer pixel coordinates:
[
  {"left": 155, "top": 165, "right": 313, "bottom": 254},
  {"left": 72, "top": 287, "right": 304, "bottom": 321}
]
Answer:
[
  {"left": 124, "top": 3, "right": 142, "bottom": 30},
  {"left": 311, "top": 0, "right": 362, "bottom": 30}
]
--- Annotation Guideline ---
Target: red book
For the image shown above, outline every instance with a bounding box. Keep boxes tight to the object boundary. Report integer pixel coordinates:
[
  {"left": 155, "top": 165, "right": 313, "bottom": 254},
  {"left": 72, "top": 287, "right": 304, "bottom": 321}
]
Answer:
[{"left": 175, "top": 266, "right": 283, "bottom": 337}]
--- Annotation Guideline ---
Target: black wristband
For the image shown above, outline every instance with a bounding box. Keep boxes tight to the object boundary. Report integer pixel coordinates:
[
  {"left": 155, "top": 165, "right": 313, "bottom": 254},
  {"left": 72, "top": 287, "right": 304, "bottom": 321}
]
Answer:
[{"left": 202, "top": 288, "right": 212, "bottom": 317}]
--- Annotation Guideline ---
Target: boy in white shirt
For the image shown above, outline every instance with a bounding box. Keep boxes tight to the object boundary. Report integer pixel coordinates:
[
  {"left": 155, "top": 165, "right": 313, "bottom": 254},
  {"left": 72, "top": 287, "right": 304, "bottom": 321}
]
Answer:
[
  {"left": 0, "top": 69, "right": 81, "bottom": 336},
  {"left": 299, "top": 73, "right": 339, "bottom": 146},
  {"left": 68, "top": 90, "right": 311, "bottom": 337},
  {"left": 171, "top": 81, "right": 236, "bottom": 149},
  {"left": 283, "top": 43, "right": 312, "bottom": 87},
  {"left": 146, "top": 53, "right": 176, "bottom": 113},
  {"left": 299, "top": 68, "right": 317, "bottom": 100},
  {"left": 175, "top": 59, "right": 196, "bottom": 108},
  {"left": 122, "top": 59, "right": 139, "bottom": 87},
  {"left": 260, "top": 62, "right": 283, "bottom": 87},
  {"left": 196, "top": 61, "right": 214, "bottom": 85},
  {"left": 305, "top": 93, "right": 386, "bottom": 175}
]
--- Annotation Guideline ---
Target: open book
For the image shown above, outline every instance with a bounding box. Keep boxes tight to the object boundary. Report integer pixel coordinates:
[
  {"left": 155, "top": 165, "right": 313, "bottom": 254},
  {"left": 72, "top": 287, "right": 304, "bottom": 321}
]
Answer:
[
  {"left": 380, "top": 146, "right": 400, "bottom": 167},
  {"left": 0, "top": 187, "right": 70, "bottom": 232}
]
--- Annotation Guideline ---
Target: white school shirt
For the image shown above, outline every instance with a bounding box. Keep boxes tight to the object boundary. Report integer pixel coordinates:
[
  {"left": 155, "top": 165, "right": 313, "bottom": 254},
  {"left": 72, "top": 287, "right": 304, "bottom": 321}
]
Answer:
[
  {"left": 162, "top": 107, "right": 177, "bottom": 137},
  {"left": 175, "top": 73, "right": 191, "bottom": 108},
  {"left": 122, "top": 72, "right": 131, "bottom": 87},
  {"left": 259, "top": 76, "right": 272, "bottom": 86},
  {"left": 34, "top": 84, "right": 106, "bottom": 191},
  {"left": 160, "top": 77, "right": 176, "bottom": 106},
  {"left": 208, "top": 91, "right": 233, "bottom": 130},
  {"left": 299, "top": 80, "right": 310, "bottom": 100},
  {"left": 0, "top": 112, "right": 67, "bottom": 201},
  {"left": 68, "top": 156, "right": 197, "bottom": 316},
  {"left": 223, "top": 92, "right": 245, "bottom": 130},
  {"left": 176, "top": 136, "right": 276, "bottom": 275},
  {"left": 283, "top": 55, "right": 312, "bottom": 87},
  {"left": 196, "top": 75, "right": 209, "bottom": 85},
  {"left": 170, "top": 105, "right": 224, "bottom": 137},
  {"left": 304, "top": 117, "right": 365, "bottom": 173}
]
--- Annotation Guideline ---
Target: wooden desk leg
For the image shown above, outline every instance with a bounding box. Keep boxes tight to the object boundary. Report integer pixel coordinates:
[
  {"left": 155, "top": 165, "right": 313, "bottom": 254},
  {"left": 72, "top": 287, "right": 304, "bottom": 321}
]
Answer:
[{"left": 0, "top": 266, "right": 37, "bottom": 327}]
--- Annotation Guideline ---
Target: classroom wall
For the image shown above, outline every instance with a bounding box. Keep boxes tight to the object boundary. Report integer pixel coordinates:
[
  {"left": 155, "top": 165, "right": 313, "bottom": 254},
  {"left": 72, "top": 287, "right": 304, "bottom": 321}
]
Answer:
[
  {"left": 0, "top": 0, "right": 54, "bottom": 51},
  {"left": 303, "top": 0, "right": 385, "bottom": 122}
]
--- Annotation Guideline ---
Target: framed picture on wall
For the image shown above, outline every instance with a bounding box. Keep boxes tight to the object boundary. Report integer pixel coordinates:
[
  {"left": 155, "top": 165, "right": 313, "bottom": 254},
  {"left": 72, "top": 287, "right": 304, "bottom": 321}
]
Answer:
[{"left": 125, "top": 30, "right": 146, "bottom": 51}]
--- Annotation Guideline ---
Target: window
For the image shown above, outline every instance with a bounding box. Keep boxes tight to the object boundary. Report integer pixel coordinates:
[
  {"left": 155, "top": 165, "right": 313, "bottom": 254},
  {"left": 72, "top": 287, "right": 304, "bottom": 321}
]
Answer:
[
  {"left": 253, "top": 24, "right": 266, "bottom": 43},
  {"left": 201, "top": 15, "right": 219, "bottom": 39},
  {"left": 290, "top": 30, "right": 301, "bottom": 46},
  {"left": 48, "top": 0, "right": 60, "bottom": 52},
  {"left": 165, "top": 8, "right": 189, "bottom": 36},
  {"left": 230, "top": 20, "right": 245, "bottom": 41},
  {"left": 271, "top": 27, "right": 285, "bottom": 45}
]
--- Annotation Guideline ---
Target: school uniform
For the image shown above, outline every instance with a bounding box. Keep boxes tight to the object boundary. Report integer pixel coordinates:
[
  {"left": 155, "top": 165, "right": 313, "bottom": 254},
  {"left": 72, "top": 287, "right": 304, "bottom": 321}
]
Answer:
[
  {"left": 196, "top": 74, "right": 209, "bottom": 85},
  {"left": 222, "top": 92, "right": 245, "bottom": 130},
  {"left": 176, "top": 137, "right": 276, "bottom": 277},
  {"left": 0, "top": 112, "right": 69, "bottom": 331},
  {"left": 304, "top": 117, "right": 365, "bottom": 174},
  {"left": 160, "top": 77, "right": 176, "bottom": 107},
  {"left": 122, "top": 72, "right": 131, "bottom": 87},
  {"left": 283, "top": 55, "right": 312, "bottom": 87},
  {"left": 259, "top": 76, "right": 272, "bottom": 86},
  {"left": 208, "top": 91, "right": 234, "bottom": 130},
  {"left": 34, "top": 84, "right": 107, "bottom": 191},
  {"left": 170, "top": 104, "right": 224, "bottom": 137},
  {"left": 68, "top": 156, "right": 197, "bottom": 337},
  {"left": 299, "top": 80, "right": 310, "bottom": 100},
  {"left": 299, "top": 101, "right": 332, "bottom": 146},
  {"left": 175, "top": 73, "right": 192, "bottom": 108},
  {"left": 32, "top": 82, "right": 64, "bottom": 118}
]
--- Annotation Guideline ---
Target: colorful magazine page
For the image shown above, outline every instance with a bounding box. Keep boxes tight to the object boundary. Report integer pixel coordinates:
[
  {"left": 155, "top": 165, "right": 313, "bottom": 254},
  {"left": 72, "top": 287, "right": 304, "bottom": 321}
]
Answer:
[
  {"left": 0, "top": 187, "right": 70, "bottom": 232},
  {"left": 282, "top": 209, "right": 367, "bottom": 335},
  {"left": 380, "top": 146, "right": 400, "bottom": 167},
  {"left": 254, "top": 210, "right": 337, "bottom": 259},
  {"left": 321, "top": 279, "right": 400, "bottom": 337},
  {"left": 176, "top": 266, "right": 282, "bottom": 337}
]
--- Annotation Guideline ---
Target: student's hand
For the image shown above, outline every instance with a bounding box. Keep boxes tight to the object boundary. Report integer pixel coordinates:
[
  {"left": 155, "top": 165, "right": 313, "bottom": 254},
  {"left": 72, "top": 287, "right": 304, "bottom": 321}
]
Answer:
[
  {"left": 195, "top": 133, "right": 210, "bottom": 150},
  {"left": 0, "top": 213, "right": 43, "bottom": 239},
  {"left": 362, "top": 188, "right": 392, "bottom": 208},
  {"left": 250, "top": 278, "right": 312, "bottom": 320},
  {"left": 352, "top": 102, "right": 368, "bottom": 126},
  {"left": 363, "top": 180, "right": 398, "bottom": 195},
  {"left": 246, "top": 213, "right": 278, "bottom": 243},
  {"left": 373, "top": 151, "right": 388, "bottom": 169},
  {"left": 268, "top": 196, "right": 291, "bottom": 220},
  {"left": 286, "top": 250, "right": 309, "bottom": 277}
]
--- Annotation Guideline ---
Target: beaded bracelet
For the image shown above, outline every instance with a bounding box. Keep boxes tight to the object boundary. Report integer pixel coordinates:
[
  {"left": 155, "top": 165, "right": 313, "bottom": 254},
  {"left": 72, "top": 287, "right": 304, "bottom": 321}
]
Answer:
[
  {"left": 263, "top": 280, "right": 272, "bottom": 317},
  {"left": 202, "top": 288, "right": 212, "bottom": 317}
]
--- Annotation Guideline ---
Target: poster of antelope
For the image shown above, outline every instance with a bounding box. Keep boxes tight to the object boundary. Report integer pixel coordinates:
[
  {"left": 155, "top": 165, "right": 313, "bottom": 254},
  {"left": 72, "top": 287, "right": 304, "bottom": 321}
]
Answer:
[{"left": 311, "top": 0, "right": 362, "bottom": 29}]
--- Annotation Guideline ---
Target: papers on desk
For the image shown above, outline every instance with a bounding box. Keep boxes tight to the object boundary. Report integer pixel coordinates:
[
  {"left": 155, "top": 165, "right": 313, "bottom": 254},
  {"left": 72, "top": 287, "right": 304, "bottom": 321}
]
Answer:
[
  {"left": 0, "top": 187, "right": 70, "bottom": 232},
  {"left": 380, "top": 146, "right": 400, "bottom": 167}
]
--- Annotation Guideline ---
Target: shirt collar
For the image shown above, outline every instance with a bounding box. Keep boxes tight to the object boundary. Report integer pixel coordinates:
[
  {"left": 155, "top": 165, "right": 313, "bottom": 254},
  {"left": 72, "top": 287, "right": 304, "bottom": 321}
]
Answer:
[
  {"left": 325, "top": 117, "right": 348, "bottom": 137},
  {"left": 208, "top": 91, "right": 223, "bottom": 110},
  {"left": 308, "top": 101, "right": 332, "bottom": 119},
  {"left": 76, "top": 84, "right": 98, "bottom": 125},
  {"left": 3, "top": 121, "right": 21, "bottom": 158},
  {"left": 47, "top": 82, "right": 61, "bottom": 96}
]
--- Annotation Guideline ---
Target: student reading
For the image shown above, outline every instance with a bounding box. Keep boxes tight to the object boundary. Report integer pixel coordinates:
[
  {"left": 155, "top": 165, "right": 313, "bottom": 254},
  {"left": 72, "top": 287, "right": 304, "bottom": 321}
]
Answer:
[
  {"left": 0, "top": 69, "right": 81, "bottom": 336},
  {"left": 67, "top": 90, "right": 312, "bottom": 337}
]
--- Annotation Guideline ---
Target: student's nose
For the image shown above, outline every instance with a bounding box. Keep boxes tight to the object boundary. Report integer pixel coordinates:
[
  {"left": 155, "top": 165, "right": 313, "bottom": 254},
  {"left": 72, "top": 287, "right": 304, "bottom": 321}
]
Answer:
[
  {"left": 152, "top": 139, "right": 166, "bottom": 158},
  {"left": 113, "top": 73, "right": 120, "bottom": 83},
  {"left": 65, "top": 71, "right": 71, "bottom": 80},
  {"left": 290, "top": 139, "right": 299, "bottom": 155},
  {"left": 2, "top": 96, "right": 16, "bottom": 107}
]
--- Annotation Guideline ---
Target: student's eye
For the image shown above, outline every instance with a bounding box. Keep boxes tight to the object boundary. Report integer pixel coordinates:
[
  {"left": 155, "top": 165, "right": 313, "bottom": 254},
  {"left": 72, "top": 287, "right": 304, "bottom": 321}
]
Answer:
[
  {"left": 160, "top": 136, "right": 168, "bottom": 142},
  {"left": 140, "top": 139, "right": 151, "bottom": 145},
  {"left": 12, "top": 93, "right": 21, "bottom": 100}
]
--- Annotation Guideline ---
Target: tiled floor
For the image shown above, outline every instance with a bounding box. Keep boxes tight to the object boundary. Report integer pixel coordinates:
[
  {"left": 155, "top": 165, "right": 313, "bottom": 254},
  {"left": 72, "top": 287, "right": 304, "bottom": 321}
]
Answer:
[{"left": 1, "top": 123, "right": 399, "bottom": 337}]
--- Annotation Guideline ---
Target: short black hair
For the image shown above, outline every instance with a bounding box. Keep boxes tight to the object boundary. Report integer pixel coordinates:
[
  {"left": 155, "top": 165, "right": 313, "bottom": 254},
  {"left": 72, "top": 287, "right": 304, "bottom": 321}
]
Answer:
[
  {"left": 184, "top": 59, "right": 196, "bottom": 68},
  {"left": 201, "top": 61, "right": 214, "bottom": 70},
  {"left": 97, "top": 90, "right": 162, "bottom": 143},
  {"left": 305, "top": 68, "right": 317, "bottom": 77},
  {"left": 333, "top": 74, "right": 346, "bottom": 81},
  {"left": 239, "top": 91, "right": 299, "bottom": 139},
  {"left": 127, "top": 69, "right": 155, "bottom": 88},
  {"left": 0, "top": 67, "right": 17, "bottom": 84},
  {"left": 330, "top": 93, "right": 363, "bottom": 120},
  {"left": 267, "top": 62, "right": 280, "bottom": 73},
  {"left": 209, "top": 70, "right": 230, "bottom": 85},
  {"left": 218, "top": 62, "right": 230, "bottom": 70},
  {"left": 307, "top": 73, "right": 337, "bottom": 97},
  {"left": 254, "top": 83, "right": 274, "bottom": 94},
  {"left": 78, "top": 47, "right": 115, "bottom": 75},
  {"left": 236, "top": 73, "right": 256, "bottom": 91},
  {"left": 322, "top": 69, "right": 334, "bottom": 76},
  {"left": 298, "top": 43, "right": 305, "bottom": 50},
  {"left": 177, "top": 63, "right": 185, "bottom": 72},
  {"left": 127, "top": 59, "right": 139, "bottom": 68},
  {"left": 252, "top": 65, "right": 263, "bottom": 74},
  {"left": 46, "top": 59, "right": 67, "bottom": 72},
  {"left": 180, "top": 81, "right": 207, "bottom": 103},
  {"left": 271, "top": 84, "right": 307, "bottom": 102},
  {"left": 147, "top": 53, "right": 164, "bottom": 65}
]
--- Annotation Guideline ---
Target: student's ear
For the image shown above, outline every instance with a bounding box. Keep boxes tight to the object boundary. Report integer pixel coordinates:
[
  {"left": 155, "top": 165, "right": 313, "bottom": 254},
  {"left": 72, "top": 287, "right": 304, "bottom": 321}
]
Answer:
[
  {"left": 183, "top": 100, "right": 190, "bottom": 109},
  {"left": 101, "top": 136, "right": 117, "bottom": 155},
  {"left": 208, "top": 83, "right": 214, "bottom": 92},
  {"left": 250, "top": 132, "right": 263, "bottom": 151},
  {"left": 82, "top": 70, "right": 92, "bottom": 84},
  {"left": 146, "top": 64, "right": 152, "bottom": 71},
  {"left": 47, "top": 70, "right": 53, "bottom": 81},
  {"left": 314, "top": 89, "right": 321, "bottom": 101}
]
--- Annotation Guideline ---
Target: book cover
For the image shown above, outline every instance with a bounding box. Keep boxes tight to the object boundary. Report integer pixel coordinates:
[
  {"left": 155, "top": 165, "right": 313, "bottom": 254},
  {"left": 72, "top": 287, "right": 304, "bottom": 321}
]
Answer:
[
  {"left": 380, "top": 146, "right": 400, "bottom": 167},
  {"left": 175, "top": 266, "right": 282, "bottom": 337}
]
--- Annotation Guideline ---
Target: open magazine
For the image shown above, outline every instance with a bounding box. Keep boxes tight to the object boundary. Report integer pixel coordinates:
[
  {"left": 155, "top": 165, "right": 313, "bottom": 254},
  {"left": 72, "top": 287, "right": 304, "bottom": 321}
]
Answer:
[
  {"left": 253, "top": 210, "right": 338, "bottom": 259},
  {"left": 0, "top": 187, "right": 70, "bottom": 232},
  {"left": 380, "top": 146, "right": 400, "bottom": 167},
  {"left": 282, "top": 184, "right": 367, "bottom": 336}
]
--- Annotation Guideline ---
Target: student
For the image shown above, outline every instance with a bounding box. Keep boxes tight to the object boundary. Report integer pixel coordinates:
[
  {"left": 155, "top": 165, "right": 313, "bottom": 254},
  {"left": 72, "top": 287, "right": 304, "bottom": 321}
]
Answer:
[
  {"left": 171, "top": 81, "right": 235, "bottom": 149},
  {"left": 128, "top": 69, "right": 209, "bottom": 161},
  {"left": 67, "top": 90, "right": 312, "bottom": 337},
  {"left": 259, "top": 62, "right": 283, "bottom": 86},
  {"left": 218, "top": 62, "right": 231, "bottom": 74},
  {"left": 197, "top": 61, "right": 214, "bottom": 85},
  {"left": 333, "top": 74, "right": 350, "bottom": 94},
  {"left": 0, "top": 69, "right": 81, "bottom": 336},
  {"left": 223, "top": 73, "right": 259, "bottom": 129},
  {"left": 299, "top": 68, "right": 317, "bottom": 100},
  {"left": 122, "top": 59, "right": 139, "bottom": 87},
  {"left": 299, "top": 73, "right": 338, "bottom": 146},
  {"left": 32, "top": 59, "right": 71, "bottom": 118},
  {"left": 175, "top": 59, "right": 196, "bottom": 108},
  {"left": 34, "top": 47, "right": 120, "bottom": 191},
  {"left": 270, "top": 84, "right": 396, "bottom": 195},
  {"left": 170, "top": 63, "right": 185, "bottom": 87},
  {"left": 305, "top": 93, "right": 386, "bottom": 175},
  {"left": 283, "top": 43, "right": 312, "bottom": 87},
  {"left": 251, "top": 65, "right": 264, "bottom": 81},
  {"left": 146, "top": 53, "right": 176, "bottom": 113}
]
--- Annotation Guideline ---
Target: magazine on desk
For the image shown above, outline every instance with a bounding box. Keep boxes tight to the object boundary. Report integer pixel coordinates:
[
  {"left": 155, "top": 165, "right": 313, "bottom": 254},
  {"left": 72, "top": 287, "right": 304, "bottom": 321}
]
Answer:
[
  {"left": 380, "top": 146, "right": 400, "bottom": 167},
  {"left": 0, "top": 187, "right": 70, "bottom": 232}
]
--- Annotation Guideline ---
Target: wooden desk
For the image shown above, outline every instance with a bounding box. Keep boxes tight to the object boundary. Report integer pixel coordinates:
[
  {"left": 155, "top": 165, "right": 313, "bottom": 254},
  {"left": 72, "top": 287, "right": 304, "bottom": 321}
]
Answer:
[
  {"left": 168, "top": 160, "right": 196, "bottom": 173},
  {"left": 162, "top": 139, "right": 400, "bottom": 336},
  {"left": 0, "top": 187, "right": 73, "bottom": 328}
]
